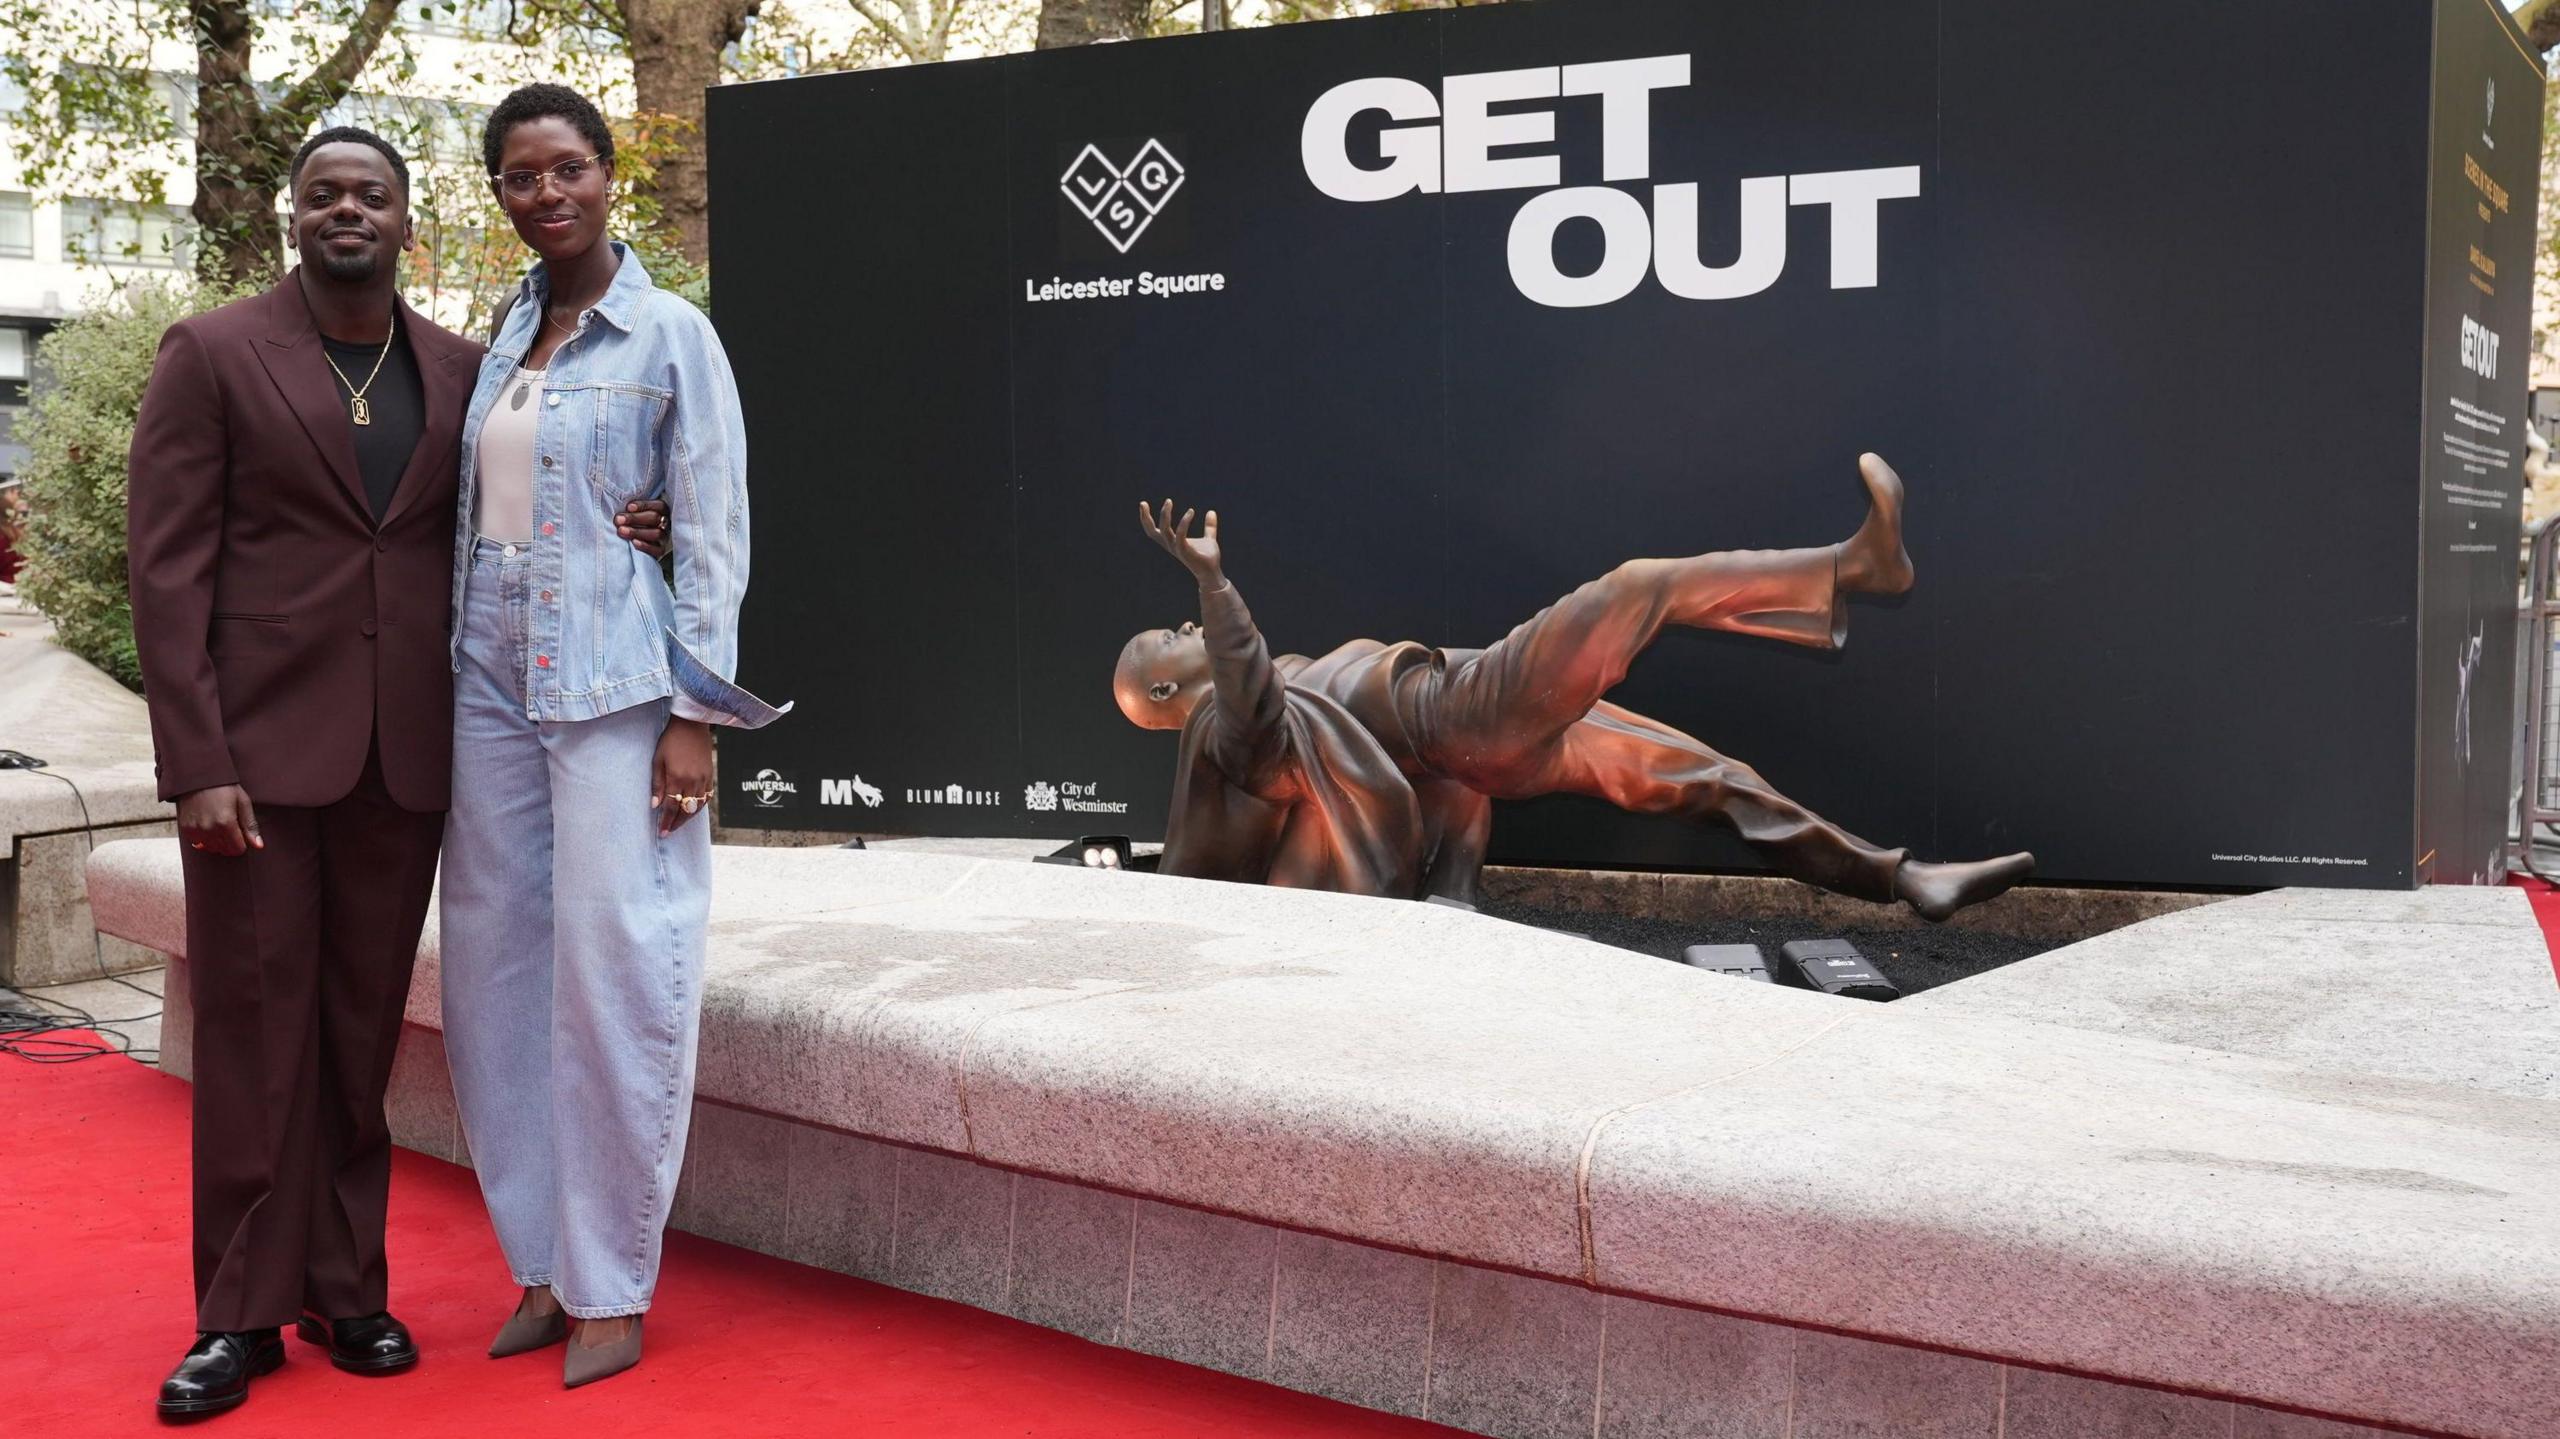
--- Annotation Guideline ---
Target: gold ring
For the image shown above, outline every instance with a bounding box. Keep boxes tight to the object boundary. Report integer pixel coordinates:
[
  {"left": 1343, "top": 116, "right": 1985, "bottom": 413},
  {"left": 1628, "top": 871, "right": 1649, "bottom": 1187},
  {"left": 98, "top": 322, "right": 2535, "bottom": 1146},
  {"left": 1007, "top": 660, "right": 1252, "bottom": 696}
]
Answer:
[{"left": 680, "top": 796, "right": 701, "bottom": 814}]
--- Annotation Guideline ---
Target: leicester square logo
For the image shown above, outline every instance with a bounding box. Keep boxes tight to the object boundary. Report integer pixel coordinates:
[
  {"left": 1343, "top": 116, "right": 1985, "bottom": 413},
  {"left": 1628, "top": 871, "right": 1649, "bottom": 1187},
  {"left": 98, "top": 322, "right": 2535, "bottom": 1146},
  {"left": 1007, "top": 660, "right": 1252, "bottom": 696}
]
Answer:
[{"left": 1061, "top": 139, "right": 1185, "bottom": 253}]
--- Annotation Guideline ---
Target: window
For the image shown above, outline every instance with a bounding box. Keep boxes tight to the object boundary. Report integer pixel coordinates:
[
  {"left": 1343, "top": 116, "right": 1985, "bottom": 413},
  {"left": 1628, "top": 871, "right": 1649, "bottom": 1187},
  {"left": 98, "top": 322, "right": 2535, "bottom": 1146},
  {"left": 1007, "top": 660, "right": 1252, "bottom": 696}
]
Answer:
[
  {"left": 154, "top": 71, "right": 197, "bottom": 133},
  {"left": 64, "top": 199, "right": 193, "bottom": 269},
  {"left": 0, "top": 193, "right": 32, "bottom": 259},
  {"left": 65, "top": 67, "right": 192, "bottom": 135},
  {"left": 400, "top": 1, "right": 516, "bottom": 37},
  {"left": 441, "top": 102, "right": 493, "bottom": 162},
  {"left": 0, "top": 329, "right": 28, "bottom": 384}
]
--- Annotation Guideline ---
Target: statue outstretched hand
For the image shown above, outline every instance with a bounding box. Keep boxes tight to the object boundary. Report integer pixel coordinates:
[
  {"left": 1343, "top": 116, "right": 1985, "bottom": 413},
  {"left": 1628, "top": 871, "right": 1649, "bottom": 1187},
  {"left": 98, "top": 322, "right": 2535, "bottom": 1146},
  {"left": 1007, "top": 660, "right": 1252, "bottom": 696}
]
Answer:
[{"left": 1139, "top": 499, "right": 1224, "bottom": 585}]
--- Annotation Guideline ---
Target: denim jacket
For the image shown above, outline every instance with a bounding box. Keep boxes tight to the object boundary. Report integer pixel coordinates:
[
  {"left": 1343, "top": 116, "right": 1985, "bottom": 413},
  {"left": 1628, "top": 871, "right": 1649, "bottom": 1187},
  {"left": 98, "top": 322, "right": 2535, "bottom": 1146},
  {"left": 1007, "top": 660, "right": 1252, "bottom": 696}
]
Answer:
[{"left": 452, "top": 243, "right": 787, "bottom": 730}]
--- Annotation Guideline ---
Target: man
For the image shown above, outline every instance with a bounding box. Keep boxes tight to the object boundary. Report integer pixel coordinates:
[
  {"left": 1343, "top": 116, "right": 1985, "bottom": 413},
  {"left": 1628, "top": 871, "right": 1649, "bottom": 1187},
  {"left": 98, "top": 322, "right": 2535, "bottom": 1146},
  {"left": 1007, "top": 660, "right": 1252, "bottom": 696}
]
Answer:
[
  {"left": 1117, "top": 455, "right": 2032, "bottom": 917},
  {"left": 127, "top": 127, "right": 666, "bottom": 1418}
]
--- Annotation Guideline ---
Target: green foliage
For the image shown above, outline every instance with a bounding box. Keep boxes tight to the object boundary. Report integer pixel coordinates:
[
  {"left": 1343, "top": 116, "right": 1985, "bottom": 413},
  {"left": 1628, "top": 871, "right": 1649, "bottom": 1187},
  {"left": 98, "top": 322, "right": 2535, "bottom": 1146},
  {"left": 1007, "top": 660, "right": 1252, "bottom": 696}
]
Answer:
[
  {"left": 14, "top": 279, "right": 251, "bottom": 693},
  {"left": 613, "top": 111, "right": 713, "bottom": 313}
]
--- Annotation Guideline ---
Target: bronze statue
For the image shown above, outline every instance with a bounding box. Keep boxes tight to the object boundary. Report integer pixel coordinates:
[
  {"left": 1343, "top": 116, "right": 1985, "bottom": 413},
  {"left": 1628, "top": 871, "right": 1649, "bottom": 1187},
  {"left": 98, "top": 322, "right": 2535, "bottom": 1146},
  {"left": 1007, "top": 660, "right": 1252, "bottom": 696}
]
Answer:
[{"left": 1115, "top": 454, "right": 2033, "bottom": 919}]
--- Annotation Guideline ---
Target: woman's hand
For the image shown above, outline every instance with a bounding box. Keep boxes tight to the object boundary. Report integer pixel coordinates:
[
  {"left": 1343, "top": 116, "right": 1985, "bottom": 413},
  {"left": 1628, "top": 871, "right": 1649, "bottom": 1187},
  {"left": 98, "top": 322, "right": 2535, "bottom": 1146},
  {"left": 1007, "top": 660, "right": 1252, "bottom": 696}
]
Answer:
[{"left": 651, "top": 717, "right": 716, "bottom": 836}]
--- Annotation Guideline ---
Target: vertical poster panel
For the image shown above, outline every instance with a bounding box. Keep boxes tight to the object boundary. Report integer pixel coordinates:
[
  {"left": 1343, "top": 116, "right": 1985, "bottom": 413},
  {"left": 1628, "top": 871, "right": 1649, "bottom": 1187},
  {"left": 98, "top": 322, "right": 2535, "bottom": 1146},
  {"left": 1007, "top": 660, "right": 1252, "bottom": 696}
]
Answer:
[
  {"left": 1933, "top": 0, "right": 2437, "bottom": 891},
  {"left": 1435, "top": 0, "right": 1942, "bottom": 874},
  {"left": 1003, "top": 16, "right": 1450, "bottom": 844},
  {"left": 708, "top": 63, "right": 1019, "bottom": 833},
  {"left": 2417, "top": 0, "right": 2542, "bottom": 883}
]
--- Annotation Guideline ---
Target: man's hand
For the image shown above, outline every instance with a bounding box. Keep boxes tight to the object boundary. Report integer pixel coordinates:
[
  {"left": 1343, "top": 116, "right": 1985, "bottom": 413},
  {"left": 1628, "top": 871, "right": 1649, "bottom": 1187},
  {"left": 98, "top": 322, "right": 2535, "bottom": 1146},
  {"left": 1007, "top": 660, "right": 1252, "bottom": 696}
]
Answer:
[
  {"left": 1138, "top": 499, "right": 1223, "bottom": 585},
  {"left": 177, "top": 784, "right": 262, "bottom": 857},
  {"left": 616, "top": 498, "right": 673, "bottom": 559},
  {"left": 651, "top": 718, "right": 716, "bottom": 837}
]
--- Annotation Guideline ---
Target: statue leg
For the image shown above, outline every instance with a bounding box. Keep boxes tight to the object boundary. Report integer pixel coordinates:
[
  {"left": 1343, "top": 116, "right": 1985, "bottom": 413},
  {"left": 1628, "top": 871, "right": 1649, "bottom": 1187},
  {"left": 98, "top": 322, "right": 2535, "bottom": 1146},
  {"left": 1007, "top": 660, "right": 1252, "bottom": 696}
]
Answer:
[
  {"left": 1431, "top": 454, "right": 1914, "bottom": 771},
  {"left": 1514, "top": 702, "right": 2034, "bottom": 918},
  {"left": 1642, "top": 451, "right": 1912, "bottom": 646},
  {"left": 1537, "top": 703, "right": 1910, "bottom": 901},
  {"left": 1415, "top": 778, "right": 1493, "bottom": 904}
]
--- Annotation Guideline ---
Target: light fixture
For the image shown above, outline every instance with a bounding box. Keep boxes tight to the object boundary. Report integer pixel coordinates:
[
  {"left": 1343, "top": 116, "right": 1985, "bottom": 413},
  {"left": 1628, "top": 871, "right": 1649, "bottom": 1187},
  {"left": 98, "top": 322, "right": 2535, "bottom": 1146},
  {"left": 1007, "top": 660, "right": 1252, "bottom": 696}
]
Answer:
[{"left": 1038, "top": 834, "right": 1134, "bottom": 870}]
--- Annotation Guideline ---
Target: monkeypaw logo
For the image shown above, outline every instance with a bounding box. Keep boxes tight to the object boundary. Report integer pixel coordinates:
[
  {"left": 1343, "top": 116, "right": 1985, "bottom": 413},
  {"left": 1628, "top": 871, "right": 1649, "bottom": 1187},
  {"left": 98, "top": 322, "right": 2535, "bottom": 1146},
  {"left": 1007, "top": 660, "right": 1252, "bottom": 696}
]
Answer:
[
  {"left": 1024, "top": 781, "right": 1061, "bottom": 812},
  {"left": 1061, "top": 139, "right": 1185, "bottom": 253},
  {"left": 820, "top": 776, "right": 884, "bottom": 808},
  {"left": 739, "top": 768, "right": 799, "bottom": 809}
]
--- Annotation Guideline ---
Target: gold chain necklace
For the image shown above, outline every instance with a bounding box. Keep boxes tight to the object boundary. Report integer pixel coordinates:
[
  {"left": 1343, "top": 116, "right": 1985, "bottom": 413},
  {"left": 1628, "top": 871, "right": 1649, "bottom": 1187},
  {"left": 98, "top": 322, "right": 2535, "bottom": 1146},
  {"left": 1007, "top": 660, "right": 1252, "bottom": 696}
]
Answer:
[{"left": 321, "top": 315, "right": 395, "bottom": 427}]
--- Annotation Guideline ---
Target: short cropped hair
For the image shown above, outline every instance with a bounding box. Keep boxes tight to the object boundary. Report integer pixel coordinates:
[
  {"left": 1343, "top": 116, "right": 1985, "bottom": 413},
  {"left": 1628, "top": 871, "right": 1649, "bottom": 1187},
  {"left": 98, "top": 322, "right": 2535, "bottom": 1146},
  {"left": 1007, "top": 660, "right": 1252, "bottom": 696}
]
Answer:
[
  {"left": 482, "top": 83, "right": 616, "bottom": 177},
  {"left": 288, "top": 126, "right": 410, "bottom": 195}
]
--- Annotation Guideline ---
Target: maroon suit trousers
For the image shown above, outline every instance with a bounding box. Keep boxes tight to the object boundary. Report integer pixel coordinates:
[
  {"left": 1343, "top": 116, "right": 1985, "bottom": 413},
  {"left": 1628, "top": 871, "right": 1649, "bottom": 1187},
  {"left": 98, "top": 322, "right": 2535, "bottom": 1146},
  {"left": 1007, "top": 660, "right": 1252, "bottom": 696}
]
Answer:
[{"left": 182, "top": 749, "right": 441, "bottom": 1331}]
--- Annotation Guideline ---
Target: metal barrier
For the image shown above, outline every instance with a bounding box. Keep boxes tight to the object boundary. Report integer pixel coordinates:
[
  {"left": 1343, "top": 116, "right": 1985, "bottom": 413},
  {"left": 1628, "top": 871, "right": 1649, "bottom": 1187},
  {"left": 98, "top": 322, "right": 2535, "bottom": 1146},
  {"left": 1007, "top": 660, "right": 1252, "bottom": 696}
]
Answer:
[{"left": 2512, "top": 520, "right": 2560, "bottom": 879}]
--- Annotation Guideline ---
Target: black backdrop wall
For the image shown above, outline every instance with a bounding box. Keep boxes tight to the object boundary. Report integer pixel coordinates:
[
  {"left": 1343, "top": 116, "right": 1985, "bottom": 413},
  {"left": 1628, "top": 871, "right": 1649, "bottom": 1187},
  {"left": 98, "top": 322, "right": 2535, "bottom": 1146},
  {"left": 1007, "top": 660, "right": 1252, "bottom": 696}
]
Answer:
[{"left": 705, "top": 0, "right": 2542, "bottom": 891}]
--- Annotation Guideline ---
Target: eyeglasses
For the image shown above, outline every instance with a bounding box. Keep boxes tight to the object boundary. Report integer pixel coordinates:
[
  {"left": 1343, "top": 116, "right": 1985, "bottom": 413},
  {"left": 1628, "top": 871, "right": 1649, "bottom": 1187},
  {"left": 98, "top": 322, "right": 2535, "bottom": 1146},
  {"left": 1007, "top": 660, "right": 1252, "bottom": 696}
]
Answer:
[{"left": 493, "top": 154, "right": 605, "bottom": 199}]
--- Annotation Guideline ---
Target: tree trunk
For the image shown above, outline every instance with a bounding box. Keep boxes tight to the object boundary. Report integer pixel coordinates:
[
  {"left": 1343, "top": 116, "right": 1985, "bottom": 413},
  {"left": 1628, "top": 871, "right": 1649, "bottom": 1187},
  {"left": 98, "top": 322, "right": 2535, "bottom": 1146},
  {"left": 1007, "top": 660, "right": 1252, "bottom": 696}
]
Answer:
[
  {"left": 1036, "top": 0, "right": 1148, "bottom": 49},
  {"left": 187, "top": 0, "right": 404, "bottom": 286},
  {"left": 625, "top": 0, "right": 760, "bottom": 267},
  {"left": 189, "top": 0, "right": 287, "bottom": 283}
]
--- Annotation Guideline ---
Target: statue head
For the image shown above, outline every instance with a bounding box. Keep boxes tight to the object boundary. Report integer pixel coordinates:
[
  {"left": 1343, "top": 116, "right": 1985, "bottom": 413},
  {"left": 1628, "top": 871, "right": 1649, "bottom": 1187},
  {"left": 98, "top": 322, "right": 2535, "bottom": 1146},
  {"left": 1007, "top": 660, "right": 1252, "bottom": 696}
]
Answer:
[{"left": 1113, "top": 622, "right": 1212, "bottom": 729}]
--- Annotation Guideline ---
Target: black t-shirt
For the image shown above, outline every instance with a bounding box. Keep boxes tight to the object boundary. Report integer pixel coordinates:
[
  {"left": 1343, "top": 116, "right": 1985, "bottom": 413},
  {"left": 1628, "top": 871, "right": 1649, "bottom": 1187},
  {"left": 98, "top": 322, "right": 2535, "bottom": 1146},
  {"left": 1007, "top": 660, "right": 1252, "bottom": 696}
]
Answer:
[{"left": 319, "top": 313, "right": 425, "bottom": 522}]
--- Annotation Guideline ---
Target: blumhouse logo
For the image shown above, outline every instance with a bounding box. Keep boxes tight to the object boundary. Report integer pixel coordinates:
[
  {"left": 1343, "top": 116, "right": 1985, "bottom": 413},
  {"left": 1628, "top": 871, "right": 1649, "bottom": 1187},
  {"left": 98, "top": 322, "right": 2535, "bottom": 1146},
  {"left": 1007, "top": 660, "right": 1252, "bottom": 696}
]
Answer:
[{"left": 1061, "top": 139, "right": 1186, "bottom": 253}]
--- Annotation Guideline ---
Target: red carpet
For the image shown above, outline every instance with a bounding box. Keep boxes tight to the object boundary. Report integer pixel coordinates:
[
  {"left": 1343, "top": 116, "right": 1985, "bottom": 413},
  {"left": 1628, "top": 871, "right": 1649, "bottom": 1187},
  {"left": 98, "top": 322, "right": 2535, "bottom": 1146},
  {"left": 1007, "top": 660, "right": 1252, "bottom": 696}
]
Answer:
[
  {"left": 0, "top": 1047, "right": 1467, "bottom": 1437},
  {"left": 2506, "top": 874, "right": 2560, "bottom": 986}
]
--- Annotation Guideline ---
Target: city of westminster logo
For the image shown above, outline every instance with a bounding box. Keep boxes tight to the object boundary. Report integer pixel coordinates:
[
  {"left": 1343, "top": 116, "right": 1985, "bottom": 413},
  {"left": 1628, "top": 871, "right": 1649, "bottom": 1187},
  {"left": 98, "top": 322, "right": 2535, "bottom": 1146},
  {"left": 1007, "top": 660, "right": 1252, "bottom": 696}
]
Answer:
[{"left": 1061, "top": 140, "right": 1185, "bottom": 253}]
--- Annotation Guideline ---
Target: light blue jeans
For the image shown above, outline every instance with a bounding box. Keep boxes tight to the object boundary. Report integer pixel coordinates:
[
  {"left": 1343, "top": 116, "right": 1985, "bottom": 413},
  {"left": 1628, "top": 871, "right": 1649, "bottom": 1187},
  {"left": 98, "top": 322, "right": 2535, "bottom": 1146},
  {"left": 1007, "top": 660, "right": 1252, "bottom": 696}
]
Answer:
[{"left": 441, "top": 537, "right": 711, "bottom": 1319}]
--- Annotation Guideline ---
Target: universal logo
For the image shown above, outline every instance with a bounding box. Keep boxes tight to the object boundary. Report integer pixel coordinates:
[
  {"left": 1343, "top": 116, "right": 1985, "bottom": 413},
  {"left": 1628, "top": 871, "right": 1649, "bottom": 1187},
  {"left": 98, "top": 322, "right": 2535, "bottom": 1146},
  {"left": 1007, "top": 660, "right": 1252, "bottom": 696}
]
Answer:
[
  {"left": 1061, "top": 139, "right": 1186, "bottom": 253},
  {"left": 1301, "top": 54, "right": 1921, "bottom": 309},
  {"left": 739, "top": 769, "right": 799, "bottom": 809},
  {"left": 1024, "top": 781, "right": 1129, "bottom": 816},
  {"left": 907, "top": 783, "right": 1004, "bottom": 807},
  {"left": 820, "top": 776, "right": 885, "bottom": 808}
]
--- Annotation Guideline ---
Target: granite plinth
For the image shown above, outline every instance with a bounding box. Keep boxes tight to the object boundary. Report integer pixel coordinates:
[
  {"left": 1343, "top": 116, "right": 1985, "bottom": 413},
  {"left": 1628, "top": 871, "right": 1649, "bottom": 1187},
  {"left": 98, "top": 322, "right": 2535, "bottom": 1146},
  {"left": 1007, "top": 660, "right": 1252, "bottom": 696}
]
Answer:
[
  {"left": 86, "top": 839, "right": 2558, "bottom": 1438},
  {"left": 0, "top": 599, "right": 174, "bottom": 985}
]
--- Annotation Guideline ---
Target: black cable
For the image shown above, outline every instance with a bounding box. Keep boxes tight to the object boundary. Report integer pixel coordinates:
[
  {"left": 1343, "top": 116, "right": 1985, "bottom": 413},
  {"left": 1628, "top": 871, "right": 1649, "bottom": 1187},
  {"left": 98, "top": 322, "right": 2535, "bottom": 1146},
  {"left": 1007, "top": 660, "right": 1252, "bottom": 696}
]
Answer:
[{"left": 1, "top": 760, "right": 162, "bottom": 1064}]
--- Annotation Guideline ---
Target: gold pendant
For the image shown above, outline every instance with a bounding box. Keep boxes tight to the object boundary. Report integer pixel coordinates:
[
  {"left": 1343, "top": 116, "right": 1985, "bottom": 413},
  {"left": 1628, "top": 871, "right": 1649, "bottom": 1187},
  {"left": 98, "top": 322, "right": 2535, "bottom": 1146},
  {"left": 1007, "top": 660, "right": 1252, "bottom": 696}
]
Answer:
[{"left": 350, "top": 395, "right": 371, "bottom": 426}]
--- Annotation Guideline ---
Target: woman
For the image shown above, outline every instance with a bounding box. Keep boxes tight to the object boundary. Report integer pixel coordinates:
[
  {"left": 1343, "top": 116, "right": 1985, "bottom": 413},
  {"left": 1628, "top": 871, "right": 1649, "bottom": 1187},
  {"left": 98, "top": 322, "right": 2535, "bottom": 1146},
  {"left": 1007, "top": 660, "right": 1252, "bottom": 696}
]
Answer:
[{"left": 440, "top": 82, "right": 786, "bottom": 1389}]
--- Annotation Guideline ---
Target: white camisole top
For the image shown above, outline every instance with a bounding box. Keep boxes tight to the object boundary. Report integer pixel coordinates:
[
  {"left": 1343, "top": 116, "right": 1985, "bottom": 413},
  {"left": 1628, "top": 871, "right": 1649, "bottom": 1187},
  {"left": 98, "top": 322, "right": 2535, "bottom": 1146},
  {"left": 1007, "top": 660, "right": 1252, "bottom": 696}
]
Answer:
[{"left": 474, "top": 368, "right": 546, "bottom": 544}]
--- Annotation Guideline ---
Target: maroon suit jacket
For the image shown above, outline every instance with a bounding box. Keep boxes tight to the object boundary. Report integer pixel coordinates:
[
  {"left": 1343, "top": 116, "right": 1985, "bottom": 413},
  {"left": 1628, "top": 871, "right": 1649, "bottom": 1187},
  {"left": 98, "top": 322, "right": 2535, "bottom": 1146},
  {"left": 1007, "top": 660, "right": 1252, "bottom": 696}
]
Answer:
[{"left": 127, "top": 277, "right": 476, "bottom": 813}]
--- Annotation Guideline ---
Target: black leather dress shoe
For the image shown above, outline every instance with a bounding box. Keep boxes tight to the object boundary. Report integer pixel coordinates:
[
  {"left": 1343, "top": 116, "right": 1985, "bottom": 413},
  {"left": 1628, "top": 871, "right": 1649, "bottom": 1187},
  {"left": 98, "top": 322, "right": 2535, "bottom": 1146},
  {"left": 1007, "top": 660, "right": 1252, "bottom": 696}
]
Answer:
[
  {"left": 293, "top": 1310, "right": 419, "bottom": 1375},
  {"left": 157, "top": 1330, "right": 284, "bottom": 1419}
]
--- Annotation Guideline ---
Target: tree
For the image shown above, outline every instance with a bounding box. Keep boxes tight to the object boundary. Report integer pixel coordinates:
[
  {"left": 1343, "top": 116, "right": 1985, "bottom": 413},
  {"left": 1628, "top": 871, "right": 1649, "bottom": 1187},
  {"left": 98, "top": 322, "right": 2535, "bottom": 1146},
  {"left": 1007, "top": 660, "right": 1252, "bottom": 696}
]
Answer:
[
  {"left": 1, "top": 0, "right": 407, "bottom": 284},
  {"left": 1036, "top": 0, "right": 1147, "bottom": 48},
  {"left": 2520, "top": 0, "right": 2560, "bottom": 52},
  {"left": 839, "top": 0, "right": 966, "bottom": 62},
  {"left": 619, "top": 0, "right": 763, "bottom": 266},
  {"left": 14, "top": 279, "right": 251, "bottom": 690}
]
